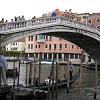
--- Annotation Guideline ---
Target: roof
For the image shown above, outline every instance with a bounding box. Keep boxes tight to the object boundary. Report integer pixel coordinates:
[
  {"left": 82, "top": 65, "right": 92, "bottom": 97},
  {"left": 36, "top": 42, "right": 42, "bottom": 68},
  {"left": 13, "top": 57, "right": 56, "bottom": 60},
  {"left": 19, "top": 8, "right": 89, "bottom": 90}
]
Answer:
[{"left": 15, "top": 37, "right": 25, "bottom": 42}]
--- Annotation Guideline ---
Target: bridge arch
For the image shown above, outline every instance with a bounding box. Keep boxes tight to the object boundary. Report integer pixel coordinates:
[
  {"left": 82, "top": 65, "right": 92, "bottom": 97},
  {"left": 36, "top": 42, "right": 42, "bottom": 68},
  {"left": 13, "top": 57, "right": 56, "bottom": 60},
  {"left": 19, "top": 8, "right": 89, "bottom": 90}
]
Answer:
[{"left": 4, "top": 27, "right": 100, "bottom": 63}]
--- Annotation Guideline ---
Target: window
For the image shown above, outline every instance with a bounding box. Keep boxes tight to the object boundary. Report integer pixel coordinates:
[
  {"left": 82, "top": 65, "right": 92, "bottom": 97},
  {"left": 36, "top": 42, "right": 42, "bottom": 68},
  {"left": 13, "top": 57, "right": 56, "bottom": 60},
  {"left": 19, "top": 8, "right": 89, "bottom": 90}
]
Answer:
[
  {"left": 72, "top": 45, "right": 74, "bottom": 49},
  {"left": 12, "top": 47, "right": 17, "bottom": 50},
  {"left": 70, "top": 54, "right": 74, "bottom": 59},
  {"left": 48, "top": 53, "right": 52, "bottom": 59},
  {"left": 28, "top": 36, "right": 30, "bottom": 41},
  {"left": 58, "top": 53, "right": 62, "bottom": 59},
  {"left": 39, "top": 44, "right": 40, "bottom": 48},
  {"left": 28, "top": 44, "right": 30, "bottom": 49},
  {"left": 45, "top": 36, "right": 48, "bottom": 40},
  {"left": 45, "top": 44, "right": 48, "bottom": 48},
  {"left": 64, "top": 54, "right": 69, "bottom": 61},
  {"left": 13, "top": 43, "right": 15, "bottom": 45},
  {"left": 36, "top": 44, "right": 37, "bottom": 48},
  {"left": 54, "top": 53, "right": 56, "bottom": 59},
  {"left": 75, "top": 54, "right": 78, "bottom": 59},
  {"left": 31, "top": 36, "right": 33, "bottom": 41},
  {"left": 38, "top": 35, "right": 45, "bottom": 39},
  {"left": 79, "top": 54, "right": 81, "bottom": 59},
  {"left": 49, "top": 44, "right": 51, "bottom": 50},
  {"left": 65, "top": 44, "right": 67, "bottom": 48},
  {"left": 31, "top": 44, "right": 33, "bottom": 49},
  {"left": 54, "top": 44, "right": 56, "bottom": 50},
  {"left": 59, "top": 44, "right": 62, "bottom": 50}
]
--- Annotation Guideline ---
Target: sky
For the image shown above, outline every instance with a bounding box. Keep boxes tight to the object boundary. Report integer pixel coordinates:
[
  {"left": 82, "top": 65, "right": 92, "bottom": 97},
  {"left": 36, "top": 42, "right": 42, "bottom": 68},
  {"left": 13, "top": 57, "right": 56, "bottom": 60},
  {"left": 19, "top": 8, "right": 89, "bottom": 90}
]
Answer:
[{"left": 0, "top": 0, "right": 100, "bottom": 21}]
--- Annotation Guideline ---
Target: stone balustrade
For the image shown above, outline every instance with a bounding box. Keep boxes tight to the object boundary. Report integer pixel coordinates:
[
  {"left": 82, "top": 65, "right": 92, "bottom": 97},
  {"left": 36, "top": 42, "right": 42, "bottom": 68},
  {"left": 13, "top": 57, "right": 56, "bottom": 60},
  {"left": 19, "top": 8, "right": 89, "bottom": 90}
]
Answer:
[{"left": 0, "top": 16, "right": 99, "bottom": 34}]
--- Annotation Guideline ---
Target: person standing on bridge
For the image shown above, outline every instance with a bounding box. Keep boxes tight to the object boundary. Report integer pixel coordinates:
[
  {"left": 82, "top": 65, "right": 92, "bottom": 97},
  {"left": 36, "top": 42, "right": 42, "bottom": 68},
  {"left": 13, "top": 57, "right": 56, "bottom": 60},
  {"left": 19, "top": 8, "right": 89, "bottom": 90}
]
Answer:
[{"left": 0, "top": 52, "right": 7, "bottom": 86}]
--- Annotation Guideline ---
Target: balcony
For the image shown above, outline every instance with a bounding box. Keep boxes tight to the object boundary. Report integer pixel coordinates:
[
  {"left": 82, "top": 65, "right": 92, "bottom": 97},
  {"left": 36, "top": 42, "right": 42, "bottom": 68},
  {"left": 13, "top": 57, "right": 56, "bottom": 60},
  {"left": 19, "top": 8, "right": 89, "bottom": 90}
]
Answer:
[{"left": 37, "top": 39, "right": 45, "bottom": 42}]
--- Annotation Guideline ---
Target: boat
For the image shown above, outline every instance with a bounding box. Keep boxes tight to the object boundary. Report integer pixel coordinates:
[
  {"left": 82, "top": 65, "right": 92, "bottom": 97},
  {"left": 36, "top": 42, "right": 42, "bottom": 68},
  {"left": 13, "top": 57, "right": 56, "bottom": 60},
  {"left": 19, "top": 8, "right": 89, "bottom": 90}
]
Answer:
[
  {"left": 3, "top": 71, "right": 79, "bottom": 100},
  {"left": 36, "top": 61, "right": 53, "bottom": 65},
  {"left": 2, "top": 86, "right": 48, "bottom": 100},
  {"left": 20, "top": 57, "right": 34, "bottom": 64},
  {"left": 82, "top": 63, "right": 100, "bottom": 70},
  {"left": 0, "top": 83, "right": 48, "bottom": 100},
  {"left": 34, "top": 71, "right": 80, "bottom": 90},
  {"left": 58, "top": 61, "right": 67, "bottom": 65},
  {"left": 13, "top": 87, "right": 48, "bottom": 100}
]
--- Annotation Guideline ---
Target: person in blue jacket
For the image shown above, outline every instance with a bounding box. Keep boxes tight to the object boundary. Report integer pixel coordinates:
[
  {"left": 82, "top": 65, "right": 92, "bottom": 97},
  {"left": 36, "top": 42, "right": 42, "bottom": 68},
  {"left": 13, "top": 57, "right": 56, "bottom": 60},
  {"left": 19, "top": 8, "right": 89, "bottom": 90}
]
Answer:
[{"left": 0, "top": 53, "right": 7, "bottom": 86}]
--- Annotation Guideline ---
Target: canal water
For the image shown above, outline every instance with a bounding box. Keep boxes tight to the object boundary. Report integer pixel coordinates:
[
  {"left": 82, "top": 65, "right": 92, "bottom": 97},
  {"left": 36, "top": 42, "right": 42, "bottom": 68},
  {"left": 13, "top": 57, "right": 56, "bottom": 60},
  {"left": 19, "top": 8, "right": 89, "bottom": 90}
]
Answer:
[{"left": 6, "top": 62, "right": 100, "bottom": 100}]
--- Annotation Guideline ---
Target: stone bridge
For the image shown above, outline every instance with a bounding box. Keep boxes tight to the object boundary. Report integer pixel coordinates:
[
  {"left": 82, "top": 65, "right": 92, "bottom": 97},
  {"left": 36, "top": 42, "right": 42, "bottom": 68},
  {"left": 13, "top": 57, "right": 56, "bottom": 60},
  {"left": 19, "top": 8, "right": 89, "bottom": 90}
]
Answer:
[{"left": 0, "top": 16, "right": 100, "bottom": 64}]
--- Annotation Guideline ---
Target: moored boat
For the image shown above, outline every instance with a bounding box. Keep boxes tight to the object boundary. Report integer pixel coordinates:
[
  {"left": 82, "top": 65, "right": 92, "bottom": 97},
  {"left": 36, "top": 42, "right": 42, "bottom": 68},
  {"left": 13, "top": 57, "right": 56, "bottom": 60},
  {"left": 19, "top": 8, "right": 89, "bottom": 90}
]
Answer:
[
  {"left": 36, "top": 71, "right": 80, "bottom": 90},
  {"left": 10, "top": 86, "right": 48, "bottom": 100},
  {"left": 82, "top": 63, "right": 100, "bottom": 70}
]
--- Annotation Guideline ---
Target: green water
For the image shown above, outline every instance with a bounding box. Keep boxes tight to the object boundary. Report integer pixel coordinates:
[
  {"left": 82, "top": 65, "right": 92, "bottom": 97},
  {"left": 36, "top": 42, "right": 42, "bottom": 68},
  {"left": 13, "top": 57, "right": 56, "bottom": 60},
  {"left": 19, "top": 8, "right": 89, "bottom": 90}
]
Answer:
[{"left": 7, "top": 62, "right": 100, "bottom": 100}]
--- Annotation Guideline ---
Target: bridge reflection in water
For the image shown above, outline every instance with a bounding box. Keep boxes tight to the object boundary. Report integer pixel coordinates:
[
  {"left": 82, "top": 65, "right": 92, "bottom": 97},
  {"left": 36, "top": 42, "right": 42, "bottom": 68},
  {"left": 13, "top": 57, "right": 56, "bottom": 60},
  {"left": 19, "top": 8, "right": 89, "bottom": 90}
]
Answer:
[{"left": 7, "top": 62, "right": 100, "bottom": 100}]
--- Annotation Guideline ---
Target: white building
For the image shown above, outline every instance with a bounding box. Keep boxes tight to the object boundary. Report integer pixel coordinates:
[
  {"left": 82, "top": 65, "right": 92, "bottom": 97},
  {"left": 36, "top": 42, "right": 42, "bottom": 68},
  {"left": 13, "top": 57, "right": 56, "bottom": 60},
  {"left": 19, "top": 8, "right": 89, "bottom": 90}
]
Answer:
[{"left": 6, "top": 37, "right": 25, "bottom": 51}]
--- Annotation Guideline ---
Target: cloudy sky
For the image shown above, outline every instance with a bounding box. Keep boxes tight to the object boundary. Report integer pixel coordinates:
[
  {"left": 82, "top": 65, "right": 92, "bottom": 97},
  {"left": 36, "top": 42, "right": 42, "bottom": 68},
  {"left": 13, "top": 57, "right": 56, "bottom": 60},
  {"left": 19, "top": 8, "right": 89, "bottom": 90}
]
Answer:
[{"left": 0, "top": 0, "right": 100, "bottom": 21}]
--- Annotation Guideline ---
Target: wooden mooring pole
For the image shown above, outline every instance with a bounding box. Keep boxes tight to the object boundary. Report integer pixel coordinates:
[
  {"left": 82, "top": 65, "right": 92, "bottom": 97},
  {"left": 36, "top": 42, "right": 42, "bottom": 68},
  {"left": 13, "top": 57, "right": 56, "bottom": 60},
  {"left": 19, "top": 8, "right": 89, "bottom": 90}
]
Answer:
[
  {"left": 67, "top": 60, "right": 70, "bottom": 93},
  {"left": 17, "top": 58, "right": 20, "bottom": 86},
  {"left": 47, "top": 60, "right": 54, "bottom": 100},
  {"left": 51, "top": 60, "right": 54, "bottom": 98},
  {"left": 55, "top": 62, "right": 58, "bottom": 100},
  {"left": 38, "top": 52, "right": 42, "bottom": 89},
  {"left": 79, "top": 51, "right": 84, "bottom": 96},
  {"left": 26, "top": 63, "right": 30, "bottom": 86},
  {"left": 29, "top": 62, "right": 33, "bottom": 85},
  {"left": 33, "top": 55, "right": 37, "bottom": 94},
  {"left": 94, "top": 57, "right": 98, "bottom": 99},
  {"left": 12, "top": 60, "right": 16, "bottom": 100}
]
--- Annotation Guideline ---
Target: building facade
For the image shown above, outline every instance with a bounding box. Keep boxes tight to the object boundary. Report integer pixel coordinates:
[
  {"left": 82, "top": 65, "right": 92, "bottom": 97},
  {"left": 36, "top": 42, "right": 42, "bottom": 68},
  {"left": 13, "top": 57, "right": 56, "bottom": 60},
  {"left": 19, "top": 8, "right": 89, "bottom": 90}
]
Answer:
[
  {"left": 6, "top": 38, "right": 25, "bottom": 52},
  {"left": 87, "top": 13, "right": 100, "bottom": 29},
  {"left": 25, "top": 35, "right": 83, "bottom": 63}
]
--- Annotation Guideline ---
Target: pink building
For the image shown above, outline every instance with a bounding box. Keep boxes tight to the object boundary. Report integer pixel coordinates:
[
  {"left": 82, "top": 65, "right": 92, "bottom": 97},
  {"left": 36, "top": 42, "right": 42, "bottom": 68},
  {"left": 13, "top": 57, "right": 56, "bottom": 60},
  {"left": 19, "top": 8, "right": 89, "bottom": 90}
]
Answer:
[{"left": 25, "top": 35, "right": 82, "bottom": 63}]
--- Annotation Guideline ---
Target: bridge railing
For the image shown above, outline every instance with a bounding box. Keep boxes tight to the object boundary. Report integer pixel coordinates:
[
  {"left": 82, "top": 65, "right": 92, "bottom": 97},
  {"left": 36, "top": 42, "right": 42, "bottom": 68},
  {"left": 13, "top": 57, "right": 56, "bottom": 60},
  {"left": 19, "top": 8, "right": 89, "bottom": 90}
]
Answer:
[
  {"left": 0, "top": 16, "right": 99, "bottom": 34},
  {"left": 56, "top": 17, "right": 98, "bottom": 34}
]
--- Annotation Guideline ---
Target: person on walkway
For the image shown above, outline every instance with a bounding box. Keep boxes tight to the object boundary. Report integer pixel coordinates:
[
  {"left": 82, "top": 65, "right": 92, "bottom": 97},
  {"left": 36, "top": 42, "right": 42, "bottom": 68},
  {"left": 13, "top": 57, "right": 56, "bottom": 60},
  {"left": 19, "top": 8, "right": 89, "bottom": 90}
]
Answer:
[{"left": 0, "top": 53, "right": 7, "bottom": 86}]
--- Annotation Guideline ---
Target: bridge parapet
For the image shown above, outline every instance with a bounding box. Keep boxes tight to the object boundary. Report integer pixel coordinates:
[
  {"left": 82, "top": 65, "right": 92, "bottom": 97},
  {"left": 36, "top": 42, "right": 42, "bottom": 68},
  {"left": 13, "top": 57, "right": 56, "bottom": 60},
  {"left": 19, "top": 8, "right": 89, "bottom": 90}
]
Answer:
[{"left": 0, "top": 16, "right": 99, "bottom": 35}]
